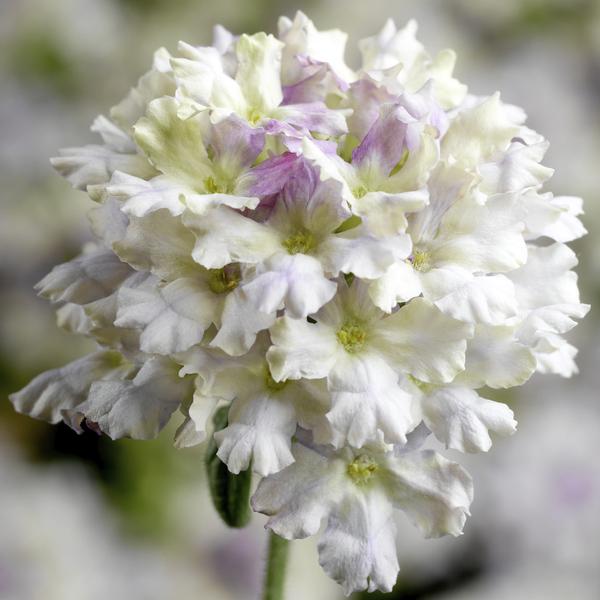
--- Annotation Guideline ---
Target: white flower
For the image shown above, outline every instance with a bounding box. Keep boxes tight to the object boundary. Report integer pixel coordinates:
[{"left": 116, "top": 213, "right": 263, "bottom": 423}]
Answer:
[
  {"left": 252, "top": 431, "right": 473, "bottom": 595},
  {"left": 177, "top": 338, "right": 329, "bottom": 476},
  {"left": 10, "top": 11, "right": 587, "bottom": 595},
  {"left": 267, "top": 280, "right": 471, "bottom": 447}
]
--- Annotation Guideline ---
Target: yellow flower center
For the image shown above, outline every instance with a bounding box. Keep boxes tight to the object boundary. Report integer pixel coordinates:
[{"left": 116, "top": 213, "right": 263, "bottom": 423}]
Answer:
[
  {"left": 203, "top": 175, "right": 234, "bottom": 194},
  {"left": 347, "top": 455, "right": 379, "bottom": 485},
  {"left": 352, "top": 184, "right": 368, "bottom": 199},
  {"left": 336, "top": 321, "right": 367, "bottom": 353},
  {"left": 282, "top": 230, "right": 316, "bottom": 255},
  {"left": 411, "top": 249, "right": 432, "bottom": 272},
  {"left": 248, "top": 108, "right": 263, "bottom": 125},
  {"left": 264, "top": 364, "right": 288, "bottom": 392},
  {"left": 207, "top": 265, "right": 241, "bottom": 294}
]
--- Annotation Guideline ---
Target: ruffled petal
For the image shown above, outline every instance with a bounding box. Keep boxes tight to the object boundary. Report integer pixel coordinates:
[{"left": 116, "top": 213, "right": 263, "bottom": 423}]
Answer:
[
  {"left": 108, "top": 172, "right": 187, "bottom": 216},
  {"left": 318, "top": 491, "right": 399, "bottom": 595},
  {"left": 51, "top": 116, "right": 155, "bottom": 190},
  {"left": 133, "top": 96, "right": 212, "bottom": 188},
  {"left": 458, "top": 324, "right": 536, "bottom": 389},
  {"left": 441, "top": 94, "right": 520, "bottom": 168},
  {"left": 278, "top": 11, "right": 354, "bottom": 83},
  {"left": 327, "top": 372, "right": 419, "bottom": 447},
  {"left": 352, "top": 189, "right": 429, "bottom": 237},
  {"left": 215, "top": 391, "right": 297, "bottom": 476},
  {"left": 267, "top": 317, "right": 339, "bottom": 381},
  {"left": 368, "top": 261, "right": 423, "bottom": 311},
  {"left": 375, "top": 298, "right": 472, "bottom": 383},
  {"left": 251, "top": 442, "right": 347, "bottom": 538},
  {"left": 478, "top": 140, "right": 554, "bottom": 195},
  {"left": 383, "top": 449, "right": 473, "bottom": 538},
  {"left": 210, "top": 288, "right": 276, "bottom": 356},
  {"left": 36, "top": 248, "right": 132, "bottom": 305},
  {"left": 235, "top": 32, "right": 284, "bottom": 114},
  {"left": 319, "top": 232, "right": 410, "bottom": 279},
  {"left": 115, "top": 277, "right": 218, "bottom": 354},
  {"left": 9, "top": 351, "right": 133, "bottom": 425},
  {"left": 241, "top": 253, "right": 337, "bottom": 319},
  {"left": 74, "top": 356, "right": 193, "bottom": 439},
  {"left": 433, "top": 274, "right": 519, "bottom": 325},
  {"left": 183, "top": 207, "right": 280, "bottom": 268},
  {"left": 173, "top": 392, "right": 219, "bottom": 448},
  {"left": 113, "top": 209, "right": 198, "bottom": 279},
  {"left": 422, "top": 386, "right": 516, "bottom": 453},
  {"left": 432, "top": 193, "right": 527, "bottom": 274}
]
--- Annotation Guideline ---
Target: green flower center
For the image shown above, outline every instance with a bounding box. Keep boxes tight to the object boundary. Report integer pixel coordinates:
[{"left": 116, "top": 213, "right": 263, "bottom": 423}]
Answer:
[
  {"left": 248, "top": 108, "right": 263, "bottom": 125},
  {"left": 410, "top": 249, "right": 431, "bottom": 272},
  {"left": 347, "top": 455, "right": 378, "bottom": 485},
  {"left": 264, "top": 364, "right": 288, "bottom": 392},
  {"left": 282, "top": 230, "right": 316, "bottom": 255},
  {"left": 352, "top": 184, "right": 368, "bottom": 199},
  {"left": 203, "top": 175, "right": 232, "bottom": 194},
  {"left": 207, "top": 265, "right": 241, "bottom": 294},
  {"left": 336, "top": 321, "right": 367, "bottom": 353}
]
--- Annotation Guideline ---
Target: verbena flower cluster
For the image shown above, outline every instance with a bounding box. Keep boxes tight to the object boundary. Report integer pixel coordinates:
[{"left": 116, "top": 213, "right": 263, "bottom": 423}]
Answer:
[{"left": 11, "top": 12, "right": 588, "bottom": 595}]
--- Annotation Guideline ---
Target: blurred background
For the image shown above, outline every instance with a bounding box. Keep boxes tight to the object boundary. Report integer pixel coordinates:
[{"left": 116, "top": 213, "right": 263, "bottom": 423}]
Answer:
[{"left": 1, "top": 1, "right": 599, "bottom": 598}]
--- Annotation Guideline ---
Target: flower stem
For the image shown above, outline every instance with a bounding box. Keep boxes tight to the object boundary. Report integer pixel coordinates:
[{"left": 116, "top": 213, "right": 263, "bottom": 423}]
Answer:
[{"left": 262, "top": 531, "right": 290, "bottom": 600}]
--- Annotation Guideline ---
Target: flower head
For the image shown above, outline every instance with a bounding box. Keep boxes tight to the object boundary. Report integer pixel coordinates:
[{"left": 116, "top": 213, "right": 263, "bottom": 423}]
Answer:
[{"left": 10, "top": 11, "right": 588, "bottom": 595}]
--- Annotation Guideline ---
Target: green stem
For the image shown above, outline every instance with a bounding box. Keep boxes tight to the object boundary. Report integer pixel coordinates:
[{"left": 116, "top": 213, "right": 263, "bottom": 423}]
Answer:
[{"left": 262, "top": 531, "right": 290, "bottom": 600}]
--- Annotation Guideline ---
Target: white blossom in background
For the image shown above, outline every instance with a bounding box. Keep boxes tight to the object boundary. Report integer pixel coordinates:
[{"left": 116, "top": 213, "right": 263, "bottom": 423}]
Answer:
[{"left": 10, "top": 11, "right": 588, "bottom": 595}]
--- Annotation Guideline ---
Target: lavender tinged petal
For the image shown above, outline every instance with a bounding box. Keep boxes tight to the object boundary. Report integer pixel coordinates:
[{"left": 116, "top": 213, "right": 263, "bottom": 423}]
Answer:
[
  {"left": 209, "top": 114, "right": 265, "bottom": 176},
  {"left": 351, "top": 103, "right": 416, "bottom": 182},
  {"left": 273, "top": 102, "right": 348, "bottom": 137}
]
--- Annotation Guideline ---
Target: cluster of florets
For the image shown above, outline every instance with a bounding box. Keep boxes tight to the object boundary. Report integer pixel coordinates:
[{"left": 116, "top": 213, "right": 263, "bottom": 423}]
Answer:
[{"left": 11, "top": 13, "right": 588, "bottom": 595}]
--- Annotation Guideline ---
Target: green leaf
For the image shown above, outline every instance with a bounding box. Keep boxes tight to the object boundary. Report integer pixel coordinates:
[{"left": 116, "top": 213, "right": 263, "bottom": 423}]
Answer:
[{"left": 205, "top": 405, "right": 252, "bottom": 528}]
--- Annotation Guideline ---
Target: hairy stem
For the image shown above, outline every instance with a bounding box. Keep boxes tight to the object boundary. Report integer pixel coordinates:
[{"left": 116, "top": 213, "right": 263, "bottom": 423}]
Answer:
[{"left": 262, "top": 531, "right": 290, "bottom": 600}]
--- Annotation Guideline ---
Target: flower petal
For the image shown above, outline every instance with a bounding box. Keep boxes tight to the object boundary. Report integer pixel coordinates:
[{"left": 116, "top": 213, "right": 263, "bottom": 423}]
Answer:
[
  {"left": 422, "top": 386, "right": 517, "bottom": 453},
  {"left": 441, "top": 94, "right": 520, "bottom": 168},
  {"left": 318, "top": 491, "right": 399, "bottom": 595},
  {"left": 133, "top": 96, "right": 212, "bottom": 188},
  {"left": 210, "top": 288, "right": 276, "bottom": 356},
  {"left": 74, "top": 357, "right": 193, "bottom": 439},
  {"left": 278, "top": 11, "right": 354, "bottom": 83},
  {"left": 113, "top": 210, "right": 198, "bottom": 279},
  {"left": 9, "top": 351, "right": 133, "bottom": 425},
  {"left": 115, "top": 277, "right": 218, "bottom": 354},
  {"left": 433, "top": 193, "right": 527, "bottom": 273},
  {"left": 368, "top": 261, "right": 423, "bottom": 312},
  {"left": 51, "top": 124, "right": 155, "bottom": 191},
  {"left": 215, "top": 392, "right": 297, "bottom": 476},
  {"left": 383, "top": 450, "right": 473, "bottom": 538},
  {"left": 478, "top": 140, "right": 554, "bottom": 195},
  {"left": 458, "top": 324, "right": 536, "bottom": 389},
  {"left": 375, "top": 298, "right": 472, "bottom": 383},
  {"left": 267, "top": 317, "right": 339, "bottom": 381},
  {"left": 183, "top": 207, "right": 280, "bottom": 269},
  {"left": 36, "top": 248, "right": 132, "bottom": 305},
  {"left": 235, "top": 33, "right": 284, "bottom": 115},
  {"left": 320, "top": 231, "right": 411, "bottom": 279},
  {"left": 242, "top": 253, "right": 337, "bottom": 319},
  {"left": 207, "top": 114, "right": 265, "bottom": 179},
  {"left": 108, "top": 172, "right": 187, "bottom": 217},
  {"left": 433, "top": 274, "right": 519, "bottom": 325},
  {"left": 251, "top": 441, "right": 347, "bottom": 538},
  {"left": 353, "top": 189, "right": 429, "bottom": 237},
  {"left": 327, "top": 372, "right": 418, "bottom": 447}
]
